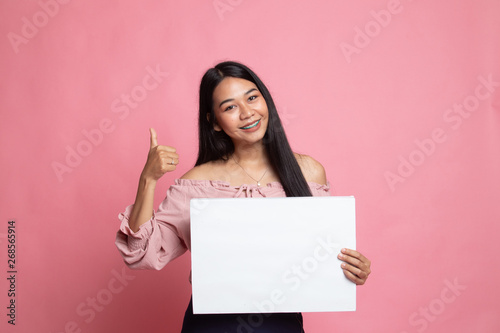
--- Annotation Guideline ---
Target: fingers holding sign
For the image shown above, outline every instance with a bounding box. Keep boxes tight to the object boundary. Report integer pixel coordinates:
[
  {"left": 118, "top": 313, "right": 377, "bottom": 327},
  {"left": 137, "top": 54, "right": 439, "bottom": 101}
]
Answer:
[
  {"left": 141, "top": 128, "right": 179, "bottom": 181},
  {"left": 338, "top": 248, "right": 371, "bottom": 285}
]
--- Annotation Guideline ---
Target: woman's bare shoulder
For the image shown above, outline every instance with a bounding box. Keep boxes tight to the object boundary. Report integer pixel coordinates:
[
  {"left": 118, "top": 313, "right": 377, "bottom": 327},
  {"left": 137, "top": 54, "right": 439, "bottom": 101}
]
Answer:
[
  {"left": 180, "top": 160, "right": 224, "bottom": 180},
  {"left": 294, "top": 153, "right": 327, "bottom": 185}
]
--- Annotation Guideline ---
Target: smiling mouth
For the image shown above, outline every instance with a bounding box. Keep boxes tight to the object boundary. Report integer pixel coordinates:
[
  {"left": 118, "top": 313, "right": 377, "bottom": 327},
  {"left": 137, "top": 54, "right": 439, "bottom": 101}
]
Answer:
[{"left": 240, "top": 119, "right": 260, "bottom": 129}]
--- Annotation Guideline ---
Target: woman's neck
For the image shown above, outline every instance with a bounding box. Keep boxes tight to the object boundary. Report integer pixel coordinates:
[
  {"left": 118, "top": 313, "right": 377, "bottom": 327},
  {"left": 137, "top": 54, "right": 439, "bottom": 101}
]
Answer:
[{"left": 231, "top": 142, "right": 268, "bottom": 166}]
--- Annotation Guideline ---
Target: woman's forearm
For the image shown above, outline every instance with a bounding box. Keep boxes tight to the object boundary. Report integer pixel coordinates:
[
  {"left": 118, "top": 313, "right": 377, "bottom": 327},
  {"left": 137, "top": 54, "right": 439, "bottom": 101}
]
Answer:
[
  {"left": 127, "top": 128, "right": 179, "bottom": 232},
  {"left": 128, "top": 174, "right": 157, "bottom": 232}
]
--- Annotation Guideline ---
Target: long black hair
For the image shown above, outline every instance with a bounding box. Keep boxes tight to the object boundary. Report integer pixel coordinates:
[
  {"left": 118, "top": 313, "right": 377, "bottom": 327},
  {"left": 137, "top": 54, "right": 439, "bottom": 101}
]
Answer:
[{"left": 195, "top": 61, "right": 312, "bottom": 197}]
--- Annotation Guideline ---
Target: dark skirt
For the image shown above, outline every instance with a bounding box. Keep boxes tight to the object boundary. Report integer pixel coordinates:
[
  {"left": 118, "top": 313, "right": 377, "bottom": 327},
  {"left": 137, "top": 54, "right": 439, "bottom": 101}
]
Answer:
[{"left": 181, "top": 297, "right": 305, "bottom": 333}]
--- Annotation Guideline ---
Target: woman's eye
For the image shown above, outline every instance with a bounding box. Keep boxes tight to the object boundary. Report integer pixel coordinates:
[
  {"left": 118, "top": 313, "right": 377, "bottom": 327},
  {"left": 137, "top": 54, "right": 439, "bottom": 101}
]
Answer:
[
  {"left": 224, "top": 105, "right": 236, "bottom": 111},
  {"left": 248, "top": 96, "right": 257, "bottom": 101}
]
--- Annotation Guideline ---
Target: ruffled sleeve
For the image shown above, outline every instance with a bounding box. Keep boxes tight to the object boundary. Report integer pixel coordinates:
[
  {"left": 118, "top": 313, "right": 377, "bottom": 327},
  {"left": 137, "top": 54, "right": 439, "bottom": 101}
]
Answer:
[
  {"left": 308, "top": 181, "right": 332, "bottom": 197},
  {"left": 114, "top": 184, "right": 190, "bottom": 270}
]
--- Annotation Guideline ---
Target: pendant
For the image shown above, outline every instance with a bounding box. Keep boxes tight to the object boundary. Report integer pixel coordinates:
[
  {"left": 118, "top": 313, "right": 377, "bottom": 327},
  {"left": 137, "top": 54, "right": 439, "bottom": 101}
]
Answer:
[{"left": 257, "top": 182, "right": 261, "bottom": 187}]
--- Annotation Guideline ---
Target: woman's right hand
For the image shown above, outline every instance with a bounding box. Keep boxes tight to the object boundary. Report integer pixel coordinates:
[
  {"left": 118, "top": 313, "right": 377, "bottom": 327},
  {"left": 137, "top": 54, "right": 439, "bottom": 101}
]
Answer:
[{"left": 141, "top": 128, "right": 179, "bottom": 182}]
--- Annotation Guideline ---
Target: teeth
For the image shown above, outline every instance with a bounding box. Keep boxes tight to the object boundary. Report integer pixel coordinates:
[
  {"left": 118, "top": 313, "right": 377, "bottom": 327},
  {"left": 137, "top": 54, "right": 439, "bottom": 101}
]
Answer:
[{"left": 242, "top": 120, "right": 259, "bottom": 129}]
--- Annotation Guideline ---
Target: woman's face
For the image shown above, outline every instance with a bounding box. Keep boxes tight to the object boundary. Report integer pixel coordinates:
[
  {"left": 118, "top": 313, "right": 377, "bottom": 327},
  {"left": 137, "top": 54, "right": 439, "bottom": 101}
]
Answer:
[{"left": 211, "top": 77, "right": 269, "bottom": 146}]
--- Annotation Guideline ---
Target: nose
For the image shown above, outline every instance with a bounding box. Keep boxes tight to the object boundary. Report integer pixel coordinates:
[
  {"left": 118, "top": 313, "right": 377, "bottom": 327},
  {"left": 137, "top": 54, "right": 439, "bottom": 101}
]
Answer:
[{"left": 239, "top": 103, "right": 254, "bottom": 119}]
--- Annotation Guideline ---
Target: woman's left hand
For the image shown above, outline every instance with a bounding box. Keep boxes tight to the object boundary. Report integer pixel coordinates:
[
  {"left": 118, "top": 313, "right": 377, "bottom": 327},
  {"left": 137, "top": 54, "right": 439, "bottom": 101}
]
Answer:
[{"left": 337, "top": 248, "right": 371, "bottom": 285}]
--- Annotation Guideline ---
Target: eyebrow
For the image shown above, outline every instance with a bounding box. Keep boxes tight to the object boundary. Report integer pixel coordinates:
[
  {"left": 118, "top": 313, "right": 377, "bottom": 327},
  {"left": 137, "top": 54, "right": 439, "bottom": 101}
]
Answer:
[{"left": 218, "top": 88, "right": 258, "bottom": 108}]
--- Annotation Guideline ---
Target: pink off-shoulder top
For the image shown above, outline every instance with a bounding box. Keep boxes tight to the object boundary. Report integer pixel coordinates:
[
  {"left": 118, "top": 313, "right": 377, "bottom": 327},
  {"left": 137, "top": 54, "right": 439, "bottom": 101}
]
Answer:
[{"left": 115, "top": 179, "right": 331, "bottom": 271}]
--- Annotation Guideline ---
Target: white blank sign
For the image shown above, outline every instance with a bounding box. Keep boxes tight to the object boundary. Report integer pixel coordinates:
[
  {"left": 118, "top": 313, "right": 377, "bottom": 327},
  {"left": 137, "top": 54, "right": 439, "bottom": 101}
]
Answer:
[{"left": 190, "top": 196, "right": 356, "bottom": 314}]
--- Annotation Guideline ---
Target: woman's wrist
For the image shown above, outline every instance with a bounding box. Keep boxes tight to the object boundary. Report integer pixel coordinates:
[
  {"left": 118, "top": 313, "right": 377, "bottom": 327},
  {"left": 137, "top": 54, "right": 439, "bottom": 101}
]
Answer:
[{"left": 139, "top": 172, "right": 158, "bottom": 188}]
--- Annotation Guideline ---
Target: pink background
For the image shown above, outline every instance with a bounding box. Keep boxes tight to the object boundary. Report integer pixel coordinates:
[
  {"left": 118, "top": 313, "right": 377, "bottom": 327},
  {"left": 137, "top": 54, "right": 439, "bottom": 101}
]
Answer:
[{"left": 1, "top": 0, "right": 499, "bottom": 332}]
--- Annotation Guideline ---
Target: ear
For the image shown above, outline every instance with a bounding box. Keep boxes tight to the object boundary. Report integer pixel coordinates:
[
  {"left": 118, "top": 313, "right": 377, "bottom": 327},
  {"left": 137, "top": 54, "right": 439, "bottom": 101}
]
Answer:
[{"left": 207, "top": 112, "right": 222, "bottom": 132}]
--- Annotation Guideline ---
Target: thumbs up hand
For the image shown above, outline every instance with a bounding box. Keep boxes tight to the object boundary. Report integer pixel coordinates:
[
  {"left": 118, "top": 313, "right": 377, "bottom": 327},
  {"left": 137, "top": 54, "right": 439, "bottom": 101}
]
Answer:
[{"left": 141, "top": 128, "right": 178, "bottom": 182}]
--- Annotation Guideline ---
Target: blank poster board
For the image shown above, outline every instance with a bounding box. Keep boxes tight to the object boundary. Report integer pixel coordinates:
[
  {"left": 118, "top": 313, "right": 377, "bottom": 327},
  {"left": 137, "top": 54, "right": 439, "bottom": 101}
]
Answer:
[{"left": 190, "top": 196, "right": 356, "bottom": 314}]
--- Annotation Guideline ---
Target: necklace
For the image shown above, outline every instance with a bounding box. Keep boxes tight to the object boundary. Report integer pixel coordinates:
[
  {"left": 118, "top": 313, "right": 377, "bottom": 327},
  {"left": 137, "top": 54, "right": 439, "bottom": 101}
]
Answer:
[{"left": 232, "top": 156, "right": 269, "bottom": 187}]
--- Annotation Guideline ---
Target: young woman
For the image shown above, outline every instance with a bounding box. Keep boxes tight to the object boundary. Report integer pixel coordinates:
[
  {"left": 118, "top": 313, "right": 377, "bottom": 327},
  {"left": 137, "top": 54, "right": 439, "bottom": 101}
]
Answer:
[{"left": 115, "top": 61, "right": 371, "bottom": 332}]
